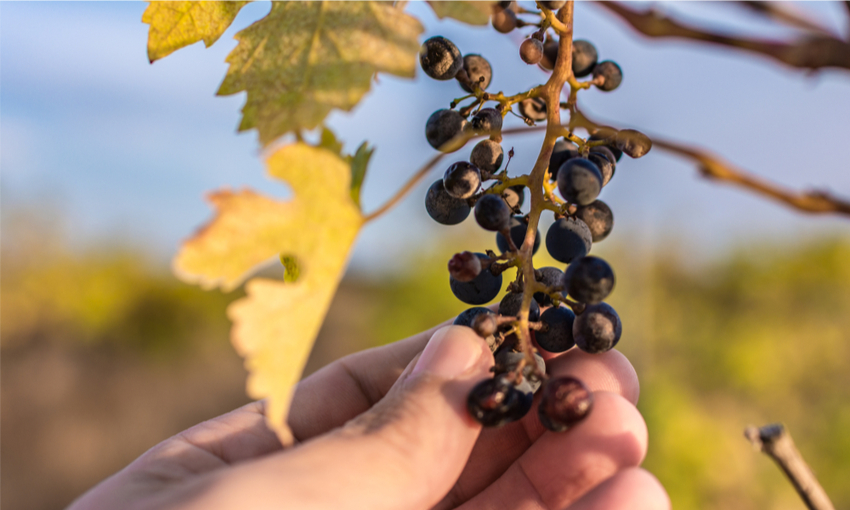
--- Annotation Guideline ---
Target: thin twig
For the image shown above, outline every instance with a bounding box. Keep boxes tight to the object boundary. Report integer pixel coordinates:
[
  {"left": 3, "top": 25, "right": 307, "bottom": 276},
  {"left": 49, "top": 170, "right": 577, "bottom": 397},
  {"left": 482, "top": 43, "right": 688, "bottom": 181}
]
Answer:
[
  {"left": 745, "top": 424, "right": 835, "bottom": 510},
  {"left": 596, "top": 1, "right": 850, "bottom": 72},
  {"left": 570, "top": 110, "right": 850, "bottom": 218},
  {"left": 738, "top": 2, "right": 836, "bottom": 37}
]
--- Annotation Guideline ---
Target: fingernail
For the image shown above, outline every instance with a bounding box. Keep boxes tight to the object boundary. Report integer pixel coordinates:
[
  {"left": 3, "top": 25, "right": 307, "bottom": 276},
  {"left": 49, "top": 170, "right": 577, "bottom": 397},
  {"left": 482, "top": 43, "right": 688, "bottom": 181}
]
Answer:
[{"left": 411, "top": 326, "right": 487, "bottom": 378}]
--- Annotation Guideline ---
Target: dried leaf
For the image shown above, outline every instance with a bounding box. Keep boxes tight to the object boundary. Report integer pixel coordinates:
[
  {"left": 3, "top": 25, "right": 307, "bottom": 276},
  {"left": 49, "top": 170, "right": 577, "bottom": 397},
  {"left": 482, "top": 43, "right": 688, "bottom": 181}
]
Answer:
[
  {"left": 217, "top": 1, "right": 423, "bottom": 145},
  {"left": 428, "top": 1, "right": 492, "bottom": 26},
  {"left": 175, "top": 142, "right": 364, "bottom": 442},
  {"left": 143, "top": 1, "right": 249, "bottom": 62}
]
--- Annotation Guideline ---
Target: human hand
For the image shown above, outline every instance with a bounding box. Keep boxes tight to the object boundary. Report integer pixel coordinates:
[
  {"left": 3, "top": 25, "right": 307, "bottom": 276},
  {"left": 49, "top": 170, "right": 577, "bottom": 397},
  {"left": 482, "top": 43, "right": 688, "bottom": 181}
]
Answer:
[{"left": 68, "top": 320, "right": 669, "bottom": 510}]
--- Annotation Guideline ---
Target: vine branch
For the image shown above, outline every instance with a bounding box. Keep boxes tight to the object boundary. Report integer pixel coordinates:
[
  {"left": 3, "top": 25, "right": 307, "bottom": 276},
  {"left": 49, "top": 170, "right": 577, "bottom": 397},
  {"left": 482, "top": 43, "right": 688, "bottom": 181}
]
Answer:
[
  {"left": 596, "top": 1, "right": 850, "bottom": 72},
  {"left": 745, "top": 424, "right": 835, "bottom": 510}
]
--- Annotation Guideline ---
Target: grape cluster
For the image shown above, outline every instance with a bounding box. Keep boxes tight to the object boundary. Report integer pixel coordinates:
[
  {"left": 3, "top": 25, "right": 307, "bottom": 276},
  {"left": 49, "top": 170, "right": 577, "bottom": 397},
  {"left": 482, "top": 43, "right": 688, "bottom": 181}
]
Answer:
[{"left": 418, "top": 3, "right": 650, "bottom": 432}]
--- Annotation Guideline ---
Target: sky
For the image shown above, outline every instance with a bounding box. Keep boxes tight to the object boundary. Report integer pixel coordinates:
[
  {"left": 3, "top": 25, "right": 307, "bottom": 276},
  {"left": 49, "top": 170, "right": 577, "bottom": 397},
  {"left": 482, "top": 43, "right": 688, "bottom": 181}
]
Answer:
[{"left": 2, "top": 1, "right": 849, "bottom": 274}]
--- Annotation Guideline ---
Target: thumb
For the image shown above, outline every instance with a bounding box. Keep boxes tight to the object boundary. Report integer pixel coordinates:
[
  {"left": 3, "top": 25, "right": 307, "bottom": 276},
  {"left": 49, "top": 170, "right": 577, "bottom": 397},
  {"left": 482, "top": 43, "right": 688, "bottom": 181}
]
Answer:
[{"left": 291, "top": 325, "right": 493, "bottom": 510}]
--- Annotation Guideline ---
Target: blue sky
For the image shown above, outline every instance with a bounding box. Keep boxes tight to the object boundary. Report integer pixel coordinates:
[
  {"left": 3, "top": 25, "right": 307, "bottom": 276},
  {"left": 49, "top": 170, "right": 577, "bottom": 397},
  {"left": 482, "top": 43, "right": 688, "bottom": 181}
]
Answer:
[{"left": 2, "top": 1, "right": 849, "bottom": 273}]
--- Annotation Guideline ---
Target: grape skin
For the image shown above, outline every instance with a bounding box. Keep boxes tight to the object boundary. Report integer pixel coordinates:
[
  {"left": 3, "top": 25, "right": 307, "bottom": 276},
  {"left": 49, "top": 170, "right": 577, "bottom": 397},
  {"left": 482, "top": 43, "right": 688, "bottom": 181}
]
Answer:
[
  {"left": 593, "top": 61, "right": 623, "bottom": 92},
  {"left": 471, "top": 107, "right": 502, "bottom": 134},
  {"left": 499, "top": 291, "right": 541, "bottom": 322},
  {"left": 533, "top": 266, "right": 565, "bottom": 306},
  {"left": 545, "top": 217, "right": 592, "bottom": 264},
  {"left": 467, "top": 376, "right": 532, "bottom": 427},
  {"left": 419, "top": 36, "right": 462, "bottom": 80},
  {"left": 474, "top": 194, "right": 512, "bottom": 232},
  {"left": 536, "top": 306, "right": 576, "bottom": 353},
  {"left": 443, "top": 161, "right": 481, "bottom": 199},
  {"left": 572, "top": 40, "right": 598, "bottom": 78},
  {"left": 426, "top": 109, "right": 467, "bottom": 152},
  {"left": 616, "top": 129, "right": 652, "bottom": 158},
  {"left": 496, "top": 216, "right": 540, "bottom": 254},
  {"left": 518, "top": 97, "right": 547, "bottom": 122},
  {"left": 588, "top": 152, "right": 614, "bottom": 187},
  {"left": 548, "top": 140, "right": 578, "bottom": 181},
  {"left": 539, "top": 38, "right": 559, "bottom": 71},
  {"left": 470, "top": 139, "right": 503, "bottom": 176},
  {"left": 454, "top": 307, "right": 495, "bottom": 327},
  {"left": 425, "top": 179, "right": 470, "bottom": 225},
  {"left": 589, "top": 132, "right": 623, "bottom": 161},
  {"left": 502, "top": 185, "right": 525, "bottom": 210},
  {"left": 449, "top": 253, "right": 503, "bottom": 305},
  {"left": 491, "top": 8, "right": 517, "bottom": 34},
  {"left": 575, "top": 200, "right": 613, "bottom": 243},
  {"left": 573, "top": 302, "right": 622, "bottom": 353},
  {"left": 563, "top": 256, "right": 615, "bottom": 304},
  {"left": 494, "top": 349, "right": 546, "bottom": 395},
  {"left": 460, "top": 54, "right": 492, "bottom": 93},
  {"left": 520, "top": 38, "right": 544, "bottom": 65},
  {"left": 557, "top": 158, "right": 603, "bottom": 206}
]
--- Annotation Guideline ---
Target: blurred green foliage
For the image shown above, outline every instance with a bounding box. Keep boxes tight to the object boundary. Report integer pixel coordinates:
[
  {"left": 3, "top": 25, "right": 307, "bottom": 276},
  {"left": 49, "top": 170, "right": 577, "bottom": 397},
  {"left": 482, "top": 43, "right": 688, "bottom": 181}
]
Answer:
[{"left": 3, "top": 211, "right": 849, "bottom": 509}]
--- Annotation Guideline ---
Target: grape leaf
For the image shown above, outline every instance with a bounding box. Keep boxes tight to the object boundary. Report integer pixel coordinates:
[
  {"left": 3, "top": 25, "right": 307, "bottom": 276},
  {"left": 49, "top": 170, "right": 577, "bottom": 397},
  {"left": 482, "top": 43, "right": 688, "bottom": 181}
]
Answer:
[
  {"left": 142, "top": 1, "right": 249, "bottom": 63},
  {"left": 217, "top": 1, "right": 423, "bottom": 146},
  {"left": 427, "top": 1, "right": 492, "bottom": 26},
  {"left": 175, "top": 142, "right": 364, "bottom": 443}
]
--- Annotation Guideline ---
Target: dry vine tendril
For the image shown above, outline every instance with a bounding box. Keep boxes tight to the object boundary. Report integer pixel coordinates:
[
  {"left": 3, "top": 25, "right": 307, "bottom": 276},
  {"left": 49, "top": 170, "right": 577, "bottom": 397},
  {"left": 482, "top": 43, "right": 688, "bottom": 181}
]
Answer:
[{"left": 421, "top": 0, "right": 649, "bottom": 430}]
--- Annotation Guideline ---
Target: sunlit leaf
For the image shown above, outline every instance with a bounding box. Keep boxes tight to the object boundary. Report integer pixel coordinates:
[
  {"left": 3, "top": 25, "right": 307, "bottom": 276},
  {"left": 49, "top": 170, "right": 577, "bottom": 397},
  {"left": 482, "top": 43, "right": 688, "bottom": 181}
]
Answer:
[
  {"left": 174, "top": 142, "right": 364, "bottom": 442},
  {"left": 280, "top": 255, "right": 301, "bottom": 283},
  {"left": 217, "top": 1, "right": 423, "bottom": 146},
  {"left": 427, "top": 1, "right": 492, "bottom": 25},
  {"left": 142, "top": 1, "right": 249, "bottom": 63}
]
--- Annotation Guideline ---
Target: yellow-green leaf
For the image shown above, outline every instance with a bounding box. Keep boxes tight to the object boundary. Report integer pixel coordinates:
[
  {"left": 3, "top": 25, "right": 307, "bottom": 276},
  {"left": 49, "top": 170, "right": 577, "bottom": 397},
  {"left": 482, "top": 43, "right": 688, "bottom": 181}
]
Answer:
[
  {"left": 142, "top": 1, "right": 249, "bottom": 63},
  {"left": 427, "top": 1, "right": 492, "bottom": 26},
  {"left": 174, "top": 142, "right": 364, "bottom": 442},
  {"left": 217, "top": 1, "right": 423, "bottom": 146}
]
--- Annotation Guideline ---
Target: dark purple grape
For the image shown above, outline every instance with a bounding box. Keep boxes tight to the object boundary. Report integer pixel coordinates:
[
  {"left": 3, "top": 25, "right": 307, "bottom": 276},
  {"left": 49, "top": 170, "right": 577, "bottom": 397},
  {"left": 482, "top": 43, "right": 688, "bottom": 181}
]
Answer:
[
  {"left": 450, "top": 253, "right": 503, "bottom": 304},
  {"left": 425, "top": 179, "right": 470, "bottom": 225},
  {"left": 593, "top": 61, "right": 622, "bottom": 92},
  {"left": 563, "top": 256, "right": 614, "bottom": 304},
  {"left": 572, "top": 40, "right": 598, "bottom": 78},
  {"left": 467, "top": 376, "right": 532, "bottom": 427},
  {"left": 474, "top": 194, "right": 512, "bottom": 231},
  {"left": 426, "top": 109, "right": 467, "bottom": 152},
  {"left": 536, "top": 306, "right": 576, "bottom": 353},
  {"left": 539, "top": 37, "right": 559, "bottom": 71},
  {"left": 587, "top": 152, "right": 614, "bottom": 187},
  {"left": 575, "top": 200, "right": 613, "bottom": 243},
  {"left": 557, "top": 158, "right": 603, "bottom": 205},
  {"left": 616, "top": 129, "right": 652, "bottom": 158},
  {"left": 518, "top": 97, "right": 547, "bottom": 122},
  {"left": 539, "top": 377, "right": 593, "bottom": 432},
  {"left": 573, "top": 302, "right": 622, "bottom": 353},
  {"left": 420, "top": 36, "right": 463, "bottom": 80},
  {"left": 471, "top": 107, "right": 502, "bottom": 134},
  {"left": 494, "top": 349, "right": 546, "bottom": 395},
  {"left": 454, "top": 306, "right": 494, "bottom": 327},
  {"left": 533, "top": 266, "right": 565, "bottom": 306},
  {"left": 443, "top": 161, "right": 481, "bottom": 199},
  {"left": 448, "top": 251, "right": 482, "bottom": 282},
  {"left": 470, "top": 139, "right": 504, "bottom": 176},
  {"left": 545, "top": 217, "right": 592, "bottom": 264},
  {"left": 491, "top": 7, "right": 517, "bottom": 33},
  {"left": 460, "top": 54, "right": 492, "bottom": 93},
  {"left": 589, "top": 131, "right": 622, "bottom": 162},
  {"left": 549, "top": 140, "right": 578, "bottom": 181},
  {"left": 502, "top": 185, "right": 525, "bottom": 210},
  {"left": 520, "top": 38, "right": 544, "bottom": 65},
  {"left": 496, "top": 216, "right": 540, "bottom": 254},
  {"left": 498, "top": 292, "right": 541, "bottom": 321}
]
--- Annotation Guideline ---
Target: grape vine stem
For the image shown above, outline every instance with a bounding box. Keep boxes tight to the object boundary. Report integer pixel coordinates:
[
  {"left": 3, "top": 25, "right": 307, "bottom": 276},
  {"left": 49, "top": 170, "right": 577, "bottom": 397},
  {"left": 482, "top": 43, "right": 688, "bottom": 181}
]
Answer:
[{"left": 745, "top": 424, "right": 835, "bottom": 510}]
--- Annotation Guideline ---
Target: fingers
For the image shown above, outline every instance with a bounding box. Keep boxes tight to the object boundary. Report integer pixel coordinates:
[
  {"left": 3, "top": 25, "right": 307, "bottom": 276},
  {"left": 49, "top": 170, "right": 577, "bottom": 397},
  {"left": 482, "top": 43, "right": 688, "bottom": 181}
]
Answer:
[
  {"left": 201, "top": 326, "right": 495, "bottom": 510},
  {"left": 456, "top": 392, "right": 648, "bottom": 510},
  {"left": 434, "top": 348, "right": 639, "bottom": 510},
  {"left": 567, "top": 468, "right": 670, "bottom": 510},
  {"left": 288, "top": 318, "right": 451, "bottom": 441}
]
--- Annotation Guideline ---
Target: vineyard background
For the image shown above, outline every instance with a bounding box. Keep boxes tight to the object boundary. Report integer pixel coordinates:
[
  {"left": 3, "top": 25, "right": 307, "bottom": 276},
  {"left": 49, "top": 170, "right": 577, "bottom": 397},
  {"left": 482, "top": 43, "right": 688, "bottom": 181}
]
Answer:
[{"left": 2, "top": 2, "right": 850, "bottom": 510}]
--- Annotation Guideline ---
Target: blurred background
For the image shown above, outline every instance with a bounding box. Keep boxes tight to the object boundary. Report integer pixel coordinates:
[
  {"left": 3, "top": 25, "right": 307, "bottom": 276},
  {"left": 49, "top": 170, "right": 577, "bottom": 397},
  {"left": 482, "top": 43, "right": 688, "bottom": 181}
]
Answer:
[{"left": 2, "top": 2, "right": 849, "bottom": 509}]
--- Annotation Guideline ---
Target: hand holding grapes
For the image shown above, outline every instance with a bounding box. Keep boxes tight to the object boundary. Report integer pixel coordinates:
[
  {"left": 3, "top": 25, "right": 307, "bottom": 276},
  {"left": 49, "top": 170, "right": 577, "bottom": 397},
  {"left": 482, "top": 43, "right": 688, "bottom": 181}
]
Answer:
[{"left": 67, "top": 322, "right": 668, "bottom": 510}]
